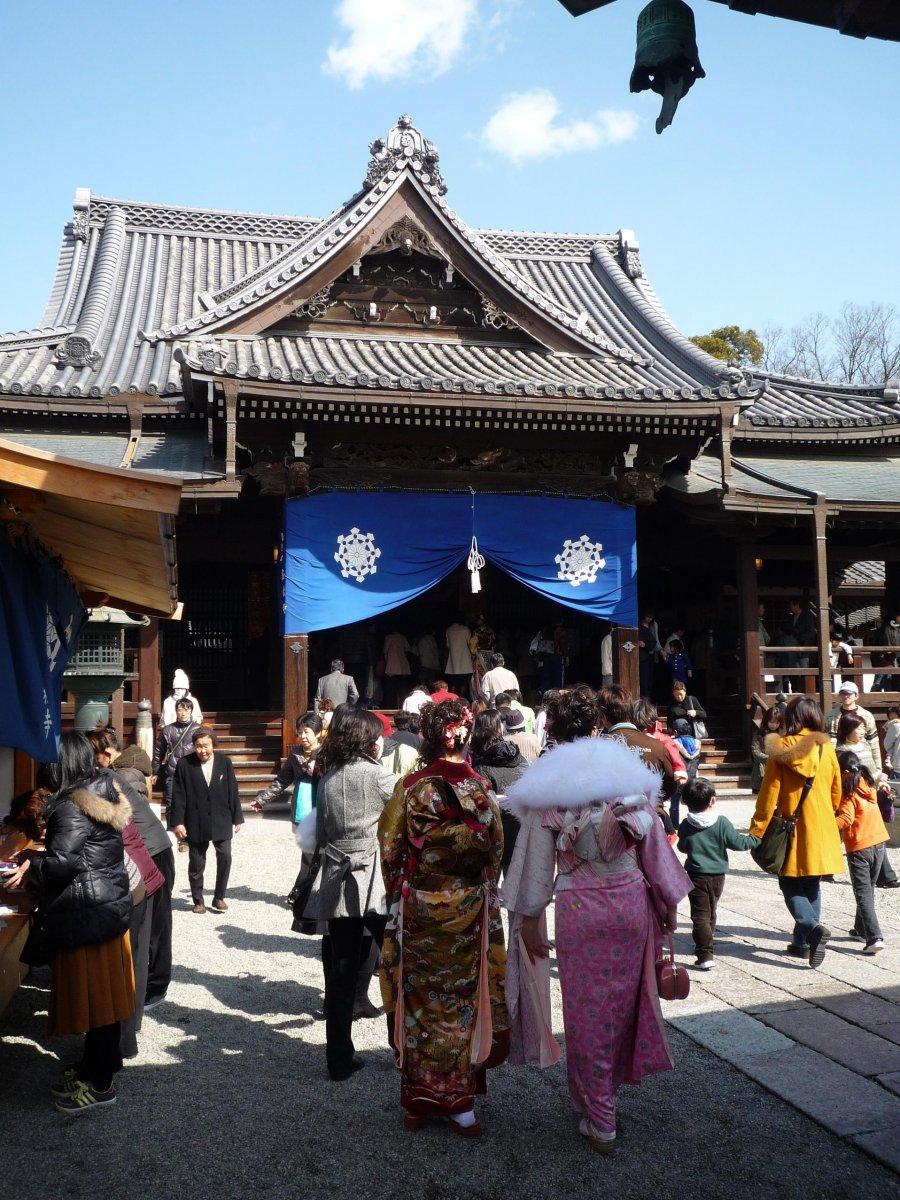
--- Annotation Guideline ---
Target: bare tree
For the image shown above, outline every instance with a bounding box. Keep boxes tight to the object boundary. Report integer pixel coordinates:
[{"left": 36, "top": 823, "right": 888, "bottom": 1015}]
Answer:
[{"left": 760, "top": 302, "right": 900, "bottom": 385}]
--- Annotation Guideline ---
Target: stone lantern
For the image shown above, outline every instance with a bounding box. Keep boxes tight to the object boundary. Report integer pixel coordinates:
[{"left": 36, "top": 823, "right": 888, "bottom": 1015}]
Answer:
[{"left": 63, "top": 607, "right": 149, "bottom": 732}]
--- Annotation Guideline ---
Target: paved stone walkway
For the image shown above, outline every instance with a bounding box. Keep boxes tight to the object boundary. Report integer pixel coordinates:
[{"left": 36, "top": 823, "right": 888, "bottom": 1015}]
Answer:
[
  {"left": 663, "top": 796, "right": 900, "bottom": 1175},
  {"left": 0, "top": 813, "right": 897, "bottom": 1199}
]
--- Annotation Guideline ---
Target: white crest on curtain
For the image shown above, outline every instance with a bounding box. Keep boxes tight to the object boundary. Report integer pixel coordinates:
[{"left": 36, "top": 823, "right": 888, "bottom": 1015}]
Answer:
[
  {"left": 554, "top": 534, "right": 606, "bottom": 587},
  {"left": 334, "top": 527, "right": 382, "bottom": 582}
]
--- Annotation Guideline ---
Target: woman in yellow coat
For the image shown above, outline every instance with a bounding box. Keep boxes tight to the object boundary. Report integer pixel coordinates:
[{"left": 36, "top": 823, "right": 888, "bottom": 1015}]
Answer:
[{"left": 750, "top": 695, "right": 843, "bottom": 968}]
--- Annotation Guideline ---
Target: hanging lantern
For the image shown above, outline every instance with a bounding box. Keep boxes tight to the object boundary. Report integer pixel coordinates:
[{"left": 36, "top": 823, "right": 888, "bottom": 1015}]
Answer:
[{"left": 629, "top": 0, "right": 705, "bottom": 134}]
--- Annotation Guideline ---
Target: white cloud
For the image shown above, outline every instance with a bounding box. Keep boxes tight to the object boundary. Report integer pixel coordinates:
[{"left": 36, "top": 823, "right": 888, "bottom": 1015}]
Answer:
[
  {"left": 324, "top": 0, "right": 479, "bottom": 89},
  {"left": 482, "top": 90, "right": 640, "bottom": 164}
]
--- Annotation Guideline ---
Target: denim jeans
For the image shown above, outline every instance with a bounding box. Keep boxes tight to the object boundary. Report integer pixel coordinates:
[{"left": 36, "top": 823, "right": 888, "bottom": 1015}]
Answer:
[{"left": 778, "top": 875, "right": 822, "bottom": 947}]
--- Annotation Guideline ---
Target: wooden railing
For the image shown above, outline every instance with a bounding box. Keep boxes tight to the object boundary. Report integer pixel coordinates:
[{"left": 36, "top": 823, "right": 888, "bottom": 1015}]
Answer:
[{"left": 756, "top": 644, "right": 900, "bottom": 709}]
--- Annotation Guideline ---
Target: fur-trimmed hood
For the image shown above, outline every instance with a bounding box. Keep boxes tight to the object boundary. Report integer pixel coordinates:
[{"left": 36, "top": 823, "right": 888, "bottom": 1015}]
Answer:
[
  {"left": 69, "top": 786, "right": 132, "bottom": 831},
  {"left": 763, "top": 731, "right": 830, "bottom": 775},
  {"left": 504, "top": 736, "right": 661, "bottom": 818}
]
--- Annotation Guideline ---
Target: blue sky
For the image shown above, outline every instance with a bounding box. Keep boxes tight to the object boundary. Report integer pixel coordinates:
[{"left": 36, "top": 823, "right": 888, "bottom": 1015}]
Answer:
[{"left": 1, "top": 0, "right": 897, "bottom": 340}]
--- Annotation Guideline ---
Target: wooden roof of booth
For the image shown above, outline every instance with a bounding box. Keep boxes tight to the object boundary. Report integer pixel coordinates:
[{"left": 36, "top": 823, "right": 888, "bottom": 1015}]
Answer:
[{"left": 0, "top": 437, "right": 180, "bottom": 617}]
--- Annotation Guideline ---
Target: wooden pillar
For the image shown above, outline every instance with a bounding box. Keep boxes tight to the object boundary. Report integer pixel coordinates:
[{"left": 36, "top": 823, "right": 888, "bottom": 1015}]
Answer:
[
  {"left": 813, "top": 504, "right": 832, "bottom": 713},
  {"left": 138, "top": 618, "right": 162, "bottom": 714},
  {"left": 737, "top": 540, "right": 761, "bottom": 711},
  {"left": 282, "top": 633, "right": 308, "bottom": 757},
  {"left": 613, "top": 626, "right": 639, "bottom": 697},
  {"left": 13, "top": 749, "right": 35, "bottom": 793},
  {"left": 224, "top": 382, "right": 239, "bottom": 484}
]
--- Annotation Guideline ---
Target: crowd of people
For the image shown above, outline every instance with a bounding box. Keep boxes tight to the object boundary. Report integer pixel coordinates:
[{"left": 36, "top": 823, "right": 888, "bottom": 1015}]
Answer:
[{"left": 1, "top": 660, "right": 896, "bottom": 1146}]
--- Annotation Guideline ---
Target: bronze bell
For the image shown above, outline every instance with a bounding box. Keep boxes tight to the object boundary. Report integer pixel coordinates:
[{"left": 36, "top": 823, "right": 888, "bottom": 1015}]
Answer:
[{"left": 630, "top": 0, "right": 705, "bottom": 134}]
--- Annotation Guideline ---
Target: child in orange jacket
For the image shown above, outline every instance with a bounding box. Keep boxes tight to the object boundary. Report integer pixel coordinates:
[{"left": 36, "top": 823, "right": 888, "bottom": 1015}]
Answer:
[{"left": 835, "top": 750, "right": 890, "bottom": 955}]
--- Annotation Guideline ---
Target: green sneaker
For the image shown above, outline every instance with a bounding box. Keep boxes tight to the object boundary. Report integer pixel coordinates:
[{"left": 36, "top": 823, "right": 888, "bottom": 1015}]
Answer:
[
  {"left": 49, "top": 1067, "right": 79, "bottom": 1100},
  {"left": 54, "top": 1080, "right": 117, "bottom": 1115}
]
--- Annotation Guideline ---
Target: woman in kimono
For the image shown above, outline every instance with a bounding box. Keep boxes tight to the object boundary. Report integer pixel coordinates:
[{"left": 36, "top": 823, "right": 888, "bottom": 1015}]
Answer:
[
  {"left": 503, "top": 688, "right": 691, "bottom": 1153},
  {"left": 378, "top": 699, "right": 508, "bottom": 1137}
]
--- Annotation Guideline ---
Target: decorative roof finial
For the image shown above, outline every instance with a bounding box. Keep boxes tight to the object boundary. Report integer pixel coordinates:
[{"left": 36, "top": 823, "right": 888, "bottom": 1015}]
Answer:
[{"left": 363, "top": 115, "right": 447, "bottom": 197}]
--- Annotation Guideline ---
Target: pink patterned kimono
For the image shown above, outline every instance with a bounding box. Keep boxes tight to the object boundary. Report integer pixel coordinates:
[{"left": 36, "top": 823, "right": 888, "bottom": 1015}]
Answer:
[{"left": 502, "top": 736, "right": 691, "bottom": 1135}]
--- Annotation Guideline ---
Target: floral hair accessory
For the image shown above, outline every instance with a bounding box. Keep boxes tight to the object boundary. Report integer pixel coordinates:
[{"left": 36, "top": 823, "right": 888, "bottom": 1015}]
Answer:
[{"left": 443, "top": 706, "right": 473, "bottom": 749}]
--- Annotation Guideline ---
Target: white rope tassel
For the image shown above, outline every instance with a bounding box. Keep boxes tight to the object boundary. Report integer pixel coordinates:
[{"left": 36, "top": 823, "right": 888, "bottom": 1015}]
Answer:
[{"left": 468, "top": 536, "right": 485, "bottom": 594}]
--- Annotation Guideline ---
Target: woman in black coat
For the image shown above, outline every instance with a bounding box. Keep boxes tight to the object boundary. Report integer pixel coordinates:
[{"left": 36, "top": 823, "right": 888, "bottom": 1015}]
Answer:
[
  {"left": 470, "top": 709, "right": 530, "bottom": 871},
  {"left": 3, "top": 733, "right": 135, "bottom": 1114}
]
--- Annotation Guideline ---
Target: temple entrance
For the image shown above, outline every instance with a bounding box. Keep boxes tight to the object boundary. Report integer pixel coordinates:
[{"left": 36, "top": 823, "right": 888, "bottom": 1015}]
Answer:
[{"left": 308, "top": 559, "right": 616, "bottom": 708}]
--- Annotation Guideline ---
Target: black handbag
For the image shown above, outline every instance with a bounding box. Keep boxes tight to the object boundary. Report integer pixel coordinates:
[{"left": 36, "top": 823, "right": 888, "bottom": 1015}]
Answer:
[
  {"left": 751, "top": 747, "right": 822, "bottom": 876},
  {"left": 290, "top": 852, "right": 321, "bottom": 935}
]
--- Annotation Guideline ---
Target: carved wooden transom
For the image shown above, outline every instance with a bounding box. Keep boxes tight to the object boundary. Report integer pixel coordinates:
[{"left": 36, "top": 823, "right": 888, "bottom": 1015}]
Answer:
[{"left": 281, "top": 222, "right": 525, "bottom": 337}]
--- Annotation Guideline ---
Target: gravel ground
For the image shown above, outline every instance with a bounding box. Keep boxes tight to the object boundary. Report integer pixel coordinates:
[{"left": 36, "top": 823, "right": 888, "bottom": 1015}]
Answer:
[{"left": 1, "top": 817, "right": 897, "bottom": 1200}]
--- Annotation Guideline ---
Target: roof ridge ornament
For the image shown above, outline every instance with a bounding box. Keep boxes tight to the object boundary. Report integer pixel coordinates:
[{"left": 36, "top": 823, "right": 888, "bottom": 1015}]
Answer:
[{"left": 364, "top": 115, "right": 448, "bottom": 197}]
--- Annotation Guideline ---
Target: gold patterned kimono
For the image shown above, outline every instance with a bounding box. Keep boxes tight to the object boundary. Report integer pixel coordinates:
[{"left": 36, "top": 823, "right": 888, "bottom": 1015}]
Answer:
[{"left": 378, "top": 759, "right": 509, "bottom": 1115}]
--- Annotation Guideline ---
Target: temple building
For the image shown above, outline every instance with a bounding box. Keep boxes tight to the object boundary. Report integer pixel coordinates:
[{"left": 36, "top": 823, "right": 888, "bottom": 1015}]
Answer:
[{"left": 1, "top": 116, "right": 898, "bottom": 761}]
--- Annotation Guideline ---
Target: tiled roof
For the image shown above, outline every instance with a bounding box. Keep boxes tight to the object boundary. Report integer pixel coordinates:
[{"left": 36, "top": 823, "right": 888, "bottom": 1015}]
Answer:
[
  {"left": 0, "top": 118, "right": 897, "bottom": 438},
  {"left": 0, "top": 422, "right": 218, "bottom": 479},
  {"left": 665, "top": 452, "right": 900, "bottom": 506},
  {"left": 177, "top": 332, "right": 731, "bottom": 401},
  {"left": 839, "top": 561, "right": 885, "bottom": 588}
]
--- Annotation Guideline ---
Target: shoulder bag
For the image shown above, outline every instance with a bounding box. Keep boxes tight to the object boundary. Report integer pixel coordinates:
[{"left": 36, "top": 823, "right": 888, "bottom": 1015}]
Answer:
[{"left": 751, "top": 746, "right": 823, "bottom": 876}]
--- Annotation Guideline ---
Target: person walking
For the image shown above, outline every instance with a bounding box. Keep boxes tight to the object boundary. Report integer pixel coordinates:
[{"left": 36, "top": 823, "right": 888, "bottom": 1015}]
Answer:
[
  {"left": 161, "top": 669, "right": 202, "bottom": 725},
  {"left": 378, "top": 699, "right": 508, "bottom": 1136},
  {"left": 88, "top": 729, "right": 174, "bottom": 1011},
  {"left": 151, "top": 698, "right": 201, "bottom": 839},
  {"left": 750, "top": 703, "right": 786, "bottom": 792},
  {"left": 749, "top": 696, "right": 844, "bottom": 967},
  {"left": 252, "top": 713, "right": 324, "bottom": 820},
  {"left": 677, "top": 779, "right": 759, "bottom": 970},
  {"left": 666, "top": 681, "right": 707, "bottom": 738},
  {"left": 299, "top": 706, "right": 396, "bottom": 1079},
  {"left": 170, "top": 728, "right": 243, "bottom": 914},
  {"left": 382, "top": 631, "right": 413, "bottom": 709},
  {"left": 444, "top": 620, "right": 474, "bottom": 697},
  {"left": 637, "top": 612, "right": 662, "bottom": 698},
  {"left": 480, "top": 653, "right": 520, "bottom": 704},
  {"left": 835, "top": 751, "right": 890, "bottom": 954},
  {"left": 597, "top": 685, "right": 678, "bottom": 832},
  {"left": 825, "top": 682, "right": 882, "bottom": 770},
  {"left": 471, "top": 708, "right": 529, "bottom": 872},
  {"left": 502, "top": 688, "right": 691, "bottom": 1153},
  {"left": 2, "top": 733, "right": 134, "bottom": 1114},
  {"left": 315, "top": 659, "right": 359, "bottom": 712}
]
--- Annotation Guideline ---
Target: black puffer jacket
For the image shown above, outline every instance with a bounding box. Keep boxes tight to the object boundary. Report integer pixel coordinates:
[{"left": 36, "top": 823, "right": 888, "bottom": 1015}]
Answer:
[
  {"left": 472, "top": 738, "right": 528, "bottom": 797},
  {"left": 472, "top": 739, "right": 529, "bottom": 871},
  {"left": 30, "top": 770, "right": 132, "bottom": 952}
]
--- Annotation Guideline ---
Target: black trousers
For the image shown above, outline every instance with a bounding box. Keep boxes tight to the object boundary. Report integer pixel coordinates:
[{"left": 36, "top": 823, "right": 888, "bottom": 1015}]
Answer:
[
  {"left": 688, "top": 873, "right": 726, "bottom": 962},
  {"left": 146, "top": 847, "right": 174, "bottom": 1000},
  {"left": 188, "top": 838, "right": 232, "bottom": 903},
  {"left": 324, "top": 914, "right": 387, "bottom": 1076},
  {"left": 81, "top": 1022, "right": 123, "bottom": 1092},
  {"left": 121, "top": 895, "right": 153, "bottom": 1059}
]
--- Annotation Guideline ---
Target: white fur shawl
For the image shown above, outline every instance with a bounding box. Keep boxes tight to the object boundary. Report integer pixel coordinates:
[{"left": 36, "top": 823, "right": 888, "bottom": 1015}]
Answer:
[{"left": 504, "top": 736, "right": 661, "bottom": 818}]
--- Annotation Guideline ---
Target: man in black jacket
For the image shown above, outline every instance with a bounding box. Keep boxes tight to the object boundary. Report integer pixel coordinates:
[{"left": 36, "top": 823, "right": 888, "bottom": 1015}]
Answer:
[
  {"left": 151, "top": 699, "right": 201, "bottom": 826},
  {"left": 170, "top": 727, "right": 242, "bottom": 914}
]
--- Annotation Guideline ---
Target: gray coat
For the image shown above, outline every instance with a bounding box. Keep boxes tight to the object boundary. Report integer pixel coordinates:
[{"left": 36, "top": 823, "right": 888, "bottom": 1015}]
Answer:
[
  {"left": 315, "top": 670, "right": 359, "bottom": 709},
  {"left": 303, "top": 758, "right": 396, "bottom": 920}
]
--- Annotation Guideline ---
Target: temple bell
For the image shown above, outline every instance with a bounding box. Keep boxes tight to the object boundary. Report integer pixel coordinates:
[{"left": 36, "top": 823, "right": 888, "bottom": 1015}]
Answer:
[{"left": 629, "top": 0, "right": 706, "bottom": 134}]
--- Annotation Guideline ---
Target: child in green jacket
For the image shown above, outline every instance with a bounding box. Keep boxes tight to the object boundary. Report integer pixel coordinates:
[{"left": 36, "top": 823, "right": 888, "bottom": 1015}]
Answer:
[{"left": 677, "top": 779, "right": 759, "bottom": 970}]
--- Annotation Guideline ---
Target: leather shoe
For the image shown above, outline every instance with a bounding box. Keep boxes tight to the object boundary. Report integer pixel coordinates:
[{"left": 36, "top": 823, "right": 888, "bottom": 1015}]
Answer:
[
  {"left": 875, "top": 879, "right": 900, "bottom": 889},
  {"left": 328, "top": 1055, "right": 365, "bottom": 1082},
  {"left": 192, "top": 902, "right": 207, "bottom": 915},
  {"left": 211, "top": 898, "right": 228, "bottom": 912}
]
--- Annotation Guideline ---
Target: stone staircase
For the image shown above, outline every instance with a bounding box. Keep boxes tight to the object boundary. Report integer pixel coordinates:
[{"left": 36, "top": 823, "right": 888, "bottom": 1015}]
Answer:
[
  {"left": 695, "top": 711, "right": 754, "bottom": 799},
  {"left": 206, "top": 707, "right": 755, "bottom": 809},
  {"left": 204, "top": 711, "right": 283, "bottom": 809}
]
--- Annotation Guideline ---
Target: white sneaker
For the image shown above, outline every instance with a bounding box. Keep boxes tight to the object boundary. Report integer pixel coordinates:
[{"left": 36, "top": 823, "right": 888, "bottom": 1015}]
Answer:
[
  {"left": 862, "top": 939, "right": 884, "bottom": 955},
  {"left": 694, "top": 959, "right": 715, "bottom": 971}
]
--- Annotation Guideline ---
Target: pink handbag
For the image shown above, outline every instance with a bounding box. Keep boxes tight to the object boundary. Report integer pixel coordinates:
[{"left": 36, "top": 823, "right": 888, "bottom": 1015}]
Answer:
[{"left": 655, "top": 935, "right": 690, "bottom": 1001}]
